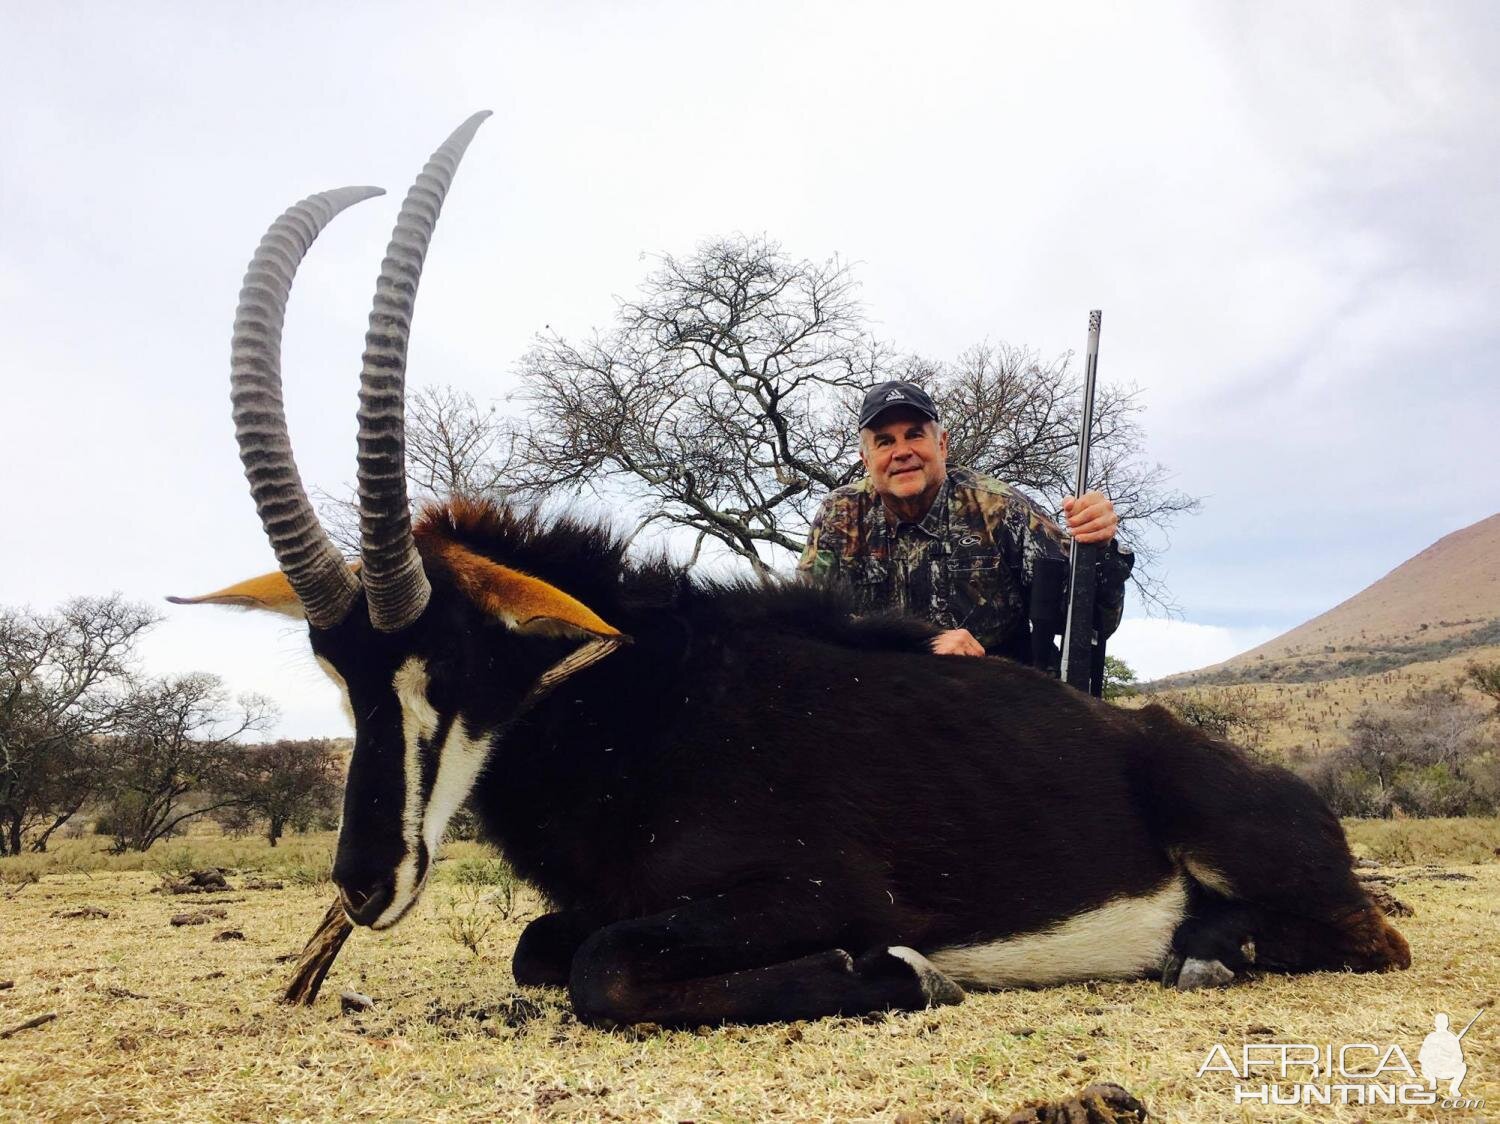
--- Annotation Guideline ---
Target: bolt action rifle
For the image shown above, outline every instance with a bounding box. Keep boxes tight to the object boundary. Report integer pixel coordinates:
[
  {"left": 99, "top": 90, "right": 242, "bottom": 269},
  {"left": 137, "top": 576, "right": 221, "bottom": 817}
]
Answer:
[{"left": 1029, "top": 310, "right": 1127, "bottom": 697}]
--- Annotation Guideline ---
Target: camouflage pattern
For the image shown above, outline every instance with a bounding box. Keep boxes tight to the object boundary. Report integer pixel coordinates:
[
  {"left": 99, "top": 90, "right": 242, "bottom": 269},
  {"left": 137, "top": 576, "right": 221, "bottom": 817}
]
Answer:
[{"left": 797, "top": 464, "right": 1129, "bottom": 663}]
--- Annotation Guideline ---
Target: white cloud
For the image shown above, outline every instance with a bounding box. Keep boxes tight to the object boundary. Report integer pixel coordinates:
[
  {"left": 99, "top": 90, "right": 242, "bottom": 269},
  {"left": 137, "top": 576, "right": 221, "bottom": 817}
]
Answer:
[{"left": 1110, "top": 618, "right": 1282, "bottom": 684}]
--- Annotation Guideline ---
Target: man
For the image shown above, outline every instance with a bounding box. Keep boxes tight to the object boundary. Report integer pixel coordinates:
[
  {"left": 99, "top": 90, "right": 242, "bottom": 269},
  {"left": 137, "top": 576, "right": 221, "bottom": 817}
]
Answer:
[{"left": 797, "top": 380, "right": 1130, "bottom": 662}]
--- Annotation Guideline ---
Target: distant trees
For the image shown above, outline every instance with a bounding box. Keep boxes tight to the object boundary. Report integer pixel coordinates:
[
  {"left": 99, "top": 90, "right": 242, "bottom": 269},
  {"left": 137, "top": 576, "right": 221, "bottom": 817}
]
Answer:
[
  {"left": 1102, "top": 656, "right": 1139, "bottom": 701},
  {"left": 0, "top": 596, "right": 157, "bottom": 854},
  {"left": 97, "top": 674, "right": 274, "bottom": 853},
  {"left": 1145, "top": 685, "right": 1285, "bottom": 752},
  {"left": 1, "top": 596, "right": 343, "bottom": 855},
  {"left": 318, "top": 385, "right": 517, "bottom": 555},
  {"left": 220, "top": 738, "right": 342, "bottom": 846},
  {"left": 1466, "top": 660, "right": 1500, "bottom": 715}
]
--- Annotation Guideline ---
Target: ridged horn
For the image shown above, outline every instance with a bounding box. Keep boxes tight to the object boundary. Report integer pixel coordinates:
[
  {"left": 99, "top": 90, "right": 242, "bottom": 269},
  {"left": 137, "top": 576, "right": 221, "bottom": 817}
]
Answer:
[
  {"left": 358, "top": 111, "right": 492, "bottom": 633},
  {"left": 232, "top": 186, "right": 385, "bottom": 629}
]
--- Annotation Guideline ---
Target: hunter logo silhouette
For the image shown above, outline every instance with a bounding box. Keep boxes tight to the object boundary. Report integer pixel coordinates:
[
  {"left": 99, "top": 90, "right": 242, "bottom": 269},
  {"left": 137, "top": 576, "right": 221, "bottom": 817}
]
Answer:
[{"left": 1419, "top": 1010, "right": 1482, "bottom": 1097}]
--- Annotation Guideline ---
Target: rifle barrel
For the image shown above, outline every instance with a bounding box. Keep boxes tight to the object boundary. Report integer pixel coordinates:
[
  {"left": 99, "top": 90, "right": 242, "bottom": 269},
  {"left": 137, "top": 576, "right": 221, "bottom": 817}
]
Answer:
[
  {"left": 1456, "top": 1008, "right": 1485, "bottom": 1040},
  {"left": 1060, "top": 310, "right": 1102, "bottom": 690}
]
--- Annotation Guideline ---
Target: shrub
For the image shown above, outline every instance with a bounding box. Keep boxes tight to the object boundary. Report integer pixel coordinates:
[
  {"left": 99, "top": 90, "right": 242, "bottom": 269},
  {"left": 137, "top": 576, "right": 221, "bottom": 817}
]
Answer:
[
  {"left": 445, "top": 804, "right": 482, "bottom": 842},
  {"left": 442, "top": 885, "right": 502, "bottom": 957},
  {"left": 278, "top": 862, "right": 333, "bottom": 890},
  {"left": 1299, "top": 685, "right": 1497, "bottom": 817}
]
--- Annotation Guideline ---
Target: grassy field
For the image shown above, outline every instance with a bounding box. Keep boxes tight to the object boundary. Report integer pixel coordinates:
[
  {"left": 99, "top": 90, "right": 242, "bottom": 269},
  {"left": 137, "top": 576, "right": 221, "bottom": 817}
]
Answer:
[
  {"left": 2, "top": 823, "right": 1498, "bottom": 1122},
  {"left": 1146, "top": 644, "right": 1500, "bottom": 756}
]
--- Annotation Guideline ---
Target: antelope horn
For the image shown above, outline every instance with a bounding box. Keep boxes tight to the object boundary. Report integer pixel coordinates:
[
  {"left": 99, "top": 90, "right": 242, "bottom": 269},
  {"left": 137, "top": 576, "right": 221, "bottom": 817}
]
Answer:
[
  {"left": 232, "top": 186, "right": 385, "bottom": 628},
  {"left": 358, "top": 111, "right": 492, "bottom": 632}
]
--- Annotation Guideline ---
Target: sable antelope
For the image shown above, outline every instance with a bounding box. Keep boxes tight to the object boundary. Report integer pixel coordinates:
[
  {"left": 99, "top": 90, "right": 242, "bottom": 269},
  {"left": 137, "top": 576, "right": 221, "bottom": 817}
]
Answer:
[{"left": 174, "top": 114, "right": 1410, "bottom": 1027}]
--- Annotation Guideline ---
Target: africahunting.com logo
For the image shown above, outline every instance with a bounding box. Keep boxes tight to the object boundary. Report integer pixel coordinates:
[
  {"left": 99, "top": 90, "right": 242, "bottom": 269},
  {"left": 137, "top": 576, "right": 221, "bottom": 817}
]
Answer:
[{"left": 1197, "top": 1009, "right": 1485, "bottom": 1110}]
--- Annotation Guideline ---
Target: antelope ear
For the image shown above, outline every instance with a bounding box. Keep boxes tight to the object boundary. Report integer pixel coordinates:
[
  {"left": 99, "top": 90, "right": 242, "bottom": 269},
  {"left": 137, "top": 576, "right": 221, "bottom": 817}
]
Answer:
[
  {"left": 436, "top": 544, "right": 625, "bottom": 640},
  {"left": 167, "top": 570, "right": 309, "bottom": 620}
]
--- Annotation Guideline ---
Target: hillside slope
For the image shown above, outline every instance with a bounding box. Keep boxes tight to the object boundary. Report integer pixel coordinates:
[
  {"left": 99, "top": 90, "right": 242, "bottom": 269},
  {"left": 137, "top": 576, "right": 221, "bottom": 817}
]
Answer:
[
  {"left": 1150, "top": 513, "right": 1500, "bottom": 755},
  {"left": 1179, "top": 512, "right": 1500, "bottom": 686}
]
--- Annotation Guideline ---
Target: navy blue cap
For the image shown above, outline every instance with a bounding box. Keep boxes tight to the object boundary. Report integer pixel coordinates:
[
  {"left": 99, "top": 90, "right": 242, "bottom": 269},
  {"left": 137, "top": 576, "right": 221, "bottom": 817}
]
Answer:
[{"left": 858, "top": 381, "right": 940, "bottom": 429}]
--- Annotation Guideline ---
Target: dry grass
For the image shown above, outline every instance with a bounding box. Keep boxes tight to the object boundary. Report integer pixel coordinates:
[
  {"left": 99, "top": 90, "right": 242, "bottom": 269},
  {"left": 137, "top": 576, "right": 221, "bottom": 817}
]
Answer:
[
  {"left": 1147, "top": 644, "right": 1500, "bottom": 755},
  {"left": 2, "top": 827, "right": 1498, "bottom": 1122}
]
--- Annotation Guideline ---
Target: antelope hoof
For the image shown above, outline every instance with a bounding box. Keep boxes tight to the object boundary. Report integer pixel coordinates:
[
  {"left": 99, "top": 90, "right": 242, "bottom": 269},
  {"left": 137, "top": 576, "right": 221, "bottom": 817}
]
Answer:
[{"left": 1175, "top": 957, "right": 1236, "bottom": 991}]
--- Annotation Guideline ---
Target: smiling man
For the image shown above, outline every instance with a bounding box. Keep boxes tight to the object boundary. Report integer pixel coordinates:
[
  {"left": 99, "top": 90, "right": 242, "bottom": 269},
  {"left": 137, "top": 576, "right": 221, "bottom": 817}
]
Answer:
[{"left": 797, "top": 380, "right": 1130, "bottom": 662}]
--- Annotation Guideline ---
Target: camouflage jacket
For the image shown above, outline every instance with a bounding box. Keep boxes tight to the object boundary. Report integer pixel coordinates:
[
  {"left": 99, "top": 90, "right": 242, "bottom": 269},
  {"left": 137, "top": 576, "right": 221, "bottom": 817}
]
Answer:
[{"left": 796, "top": 465, "right": 1129, "bottom": 662}]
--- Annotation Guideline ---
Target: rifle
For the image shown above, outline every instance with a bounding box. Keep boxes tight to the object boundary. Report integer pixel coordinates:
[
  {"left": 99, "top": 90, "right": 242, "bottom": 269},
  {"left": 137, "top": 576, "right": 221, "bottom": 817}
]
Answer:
[
  {"left": 1038, "top": 310, "right": 1108, "bottom": 696},
  {"left": 1059, "top": 310, "right": 1104, "bottom": 694},
  {"left": 1456, "top": 1008, "right": 1485, "bottom": 1040}
]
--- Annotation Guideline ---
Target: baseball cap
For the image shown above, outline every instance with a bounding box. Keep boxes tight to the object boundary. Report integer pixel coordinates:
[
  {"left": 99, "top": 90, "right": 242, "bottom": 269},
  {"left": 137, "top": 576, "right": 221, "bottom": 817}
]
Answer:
[{"left": 858, "top": 381, "right": 940, "bottom": 430}]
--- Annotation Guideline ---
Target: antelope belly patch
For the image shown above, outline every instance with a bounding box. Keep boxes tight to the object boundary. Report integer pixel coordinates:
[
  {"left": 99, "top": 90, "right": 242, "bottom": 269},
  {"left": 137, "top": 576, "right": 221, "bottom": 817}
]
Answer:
[{"left": 924, "top": 876, "right": 1187, "bottom": 988}]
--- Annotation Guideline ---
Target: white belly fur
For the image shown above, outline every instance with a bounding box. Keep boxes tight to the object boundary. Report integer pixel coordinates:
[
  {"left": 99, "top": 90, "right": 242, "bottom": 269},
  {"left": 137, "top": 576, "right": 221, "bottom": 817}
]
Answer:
[{"left": 925, "top": 875, "right": 1187, "bottom": 988}]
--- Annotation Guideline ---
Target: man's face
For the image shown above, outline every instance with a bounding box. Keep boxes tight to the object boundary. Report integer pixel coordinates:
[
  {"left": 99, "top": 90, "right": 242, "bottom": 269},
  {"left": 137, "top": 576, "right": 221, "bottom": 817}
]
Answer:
[{"left": 860, "top": 408, "right": 949, "bottom": 511}]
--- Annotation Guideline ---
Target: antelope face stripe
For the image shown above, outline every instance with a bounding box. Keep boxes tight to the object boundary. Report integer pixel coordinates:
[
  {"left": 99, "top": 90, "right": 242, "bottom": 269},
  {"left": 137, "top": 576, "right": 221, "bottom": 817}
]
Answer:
[{"left": 368, "top": 657, "right": 494, "bottom": 930}]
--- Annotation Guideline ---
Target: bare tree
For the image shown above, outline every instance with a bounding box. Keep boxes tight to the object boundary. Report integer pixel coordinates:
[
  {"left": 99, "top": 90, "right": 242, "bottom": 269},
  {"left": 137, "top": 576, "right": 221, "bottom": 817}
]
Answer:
[
  {"left": 317, "top": 385, "right": 518, "bottom": 554},
  {"left": 1144, "top": 686, "right": 1285, "bottom": 753},
  {"left": 911, "top": 343, "right": 1199, "bottom": 610},
  {"left": 221, "top": 738, "right": 342, "bottom": 846},
  {"left": 512, "top": 236, "right": 885, "bottom": 577},
  {"left": 0, "top": 596, "right": 158, "bottom": 854},
  {"left": 306, "top": 238, "right": 1194, "bottom": 598},
  {"left": 100, "top": 673, "right": 274, "bottom": 853},
  {"left": 511, "top": 236, "right": 1196, "bottom": 592}
]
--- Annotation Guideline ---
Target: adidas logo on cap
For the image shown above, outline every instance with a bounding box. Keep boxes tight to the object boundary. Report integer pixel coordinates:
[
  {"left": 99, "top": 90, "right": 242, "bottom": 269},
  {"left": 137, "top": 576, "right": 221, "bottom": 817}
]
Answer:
[{"left": 858, "top": 380, "right": 939, "bottom": 428}]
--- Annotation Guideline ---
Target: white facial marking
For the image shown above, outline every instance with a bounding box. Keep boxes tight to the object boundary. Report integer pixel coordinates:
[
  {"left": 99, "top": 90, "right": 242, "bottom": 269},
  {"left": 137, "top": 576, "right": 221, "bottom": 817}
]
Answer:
[
  {"left": 924, "top": 876, "right": 1187, "bottom": 988},
  {"left": 314, "top": 656, "right": 355, "bottom": 729},
  {"left": 421, "top": 712, "right": 491, "bottom": 861},
  {"left": 370, "top": 657, "right": 493, "bottom": 930},
  {"left": 372, "top": 658, "right": 436, "bottom": 929}
]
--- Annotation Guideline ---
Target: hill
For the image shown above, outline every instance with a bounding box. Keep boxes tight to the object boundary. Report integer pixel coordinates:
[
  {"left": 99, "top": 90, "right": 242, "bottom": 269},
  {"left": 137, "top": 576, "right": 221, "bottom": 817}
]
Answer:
[
  {"left": 1172, "top": 512, "right": 1500, "bottom": 687},
  {"left": 1149, "top": 513, "right": 1500, "bottom": 754}
]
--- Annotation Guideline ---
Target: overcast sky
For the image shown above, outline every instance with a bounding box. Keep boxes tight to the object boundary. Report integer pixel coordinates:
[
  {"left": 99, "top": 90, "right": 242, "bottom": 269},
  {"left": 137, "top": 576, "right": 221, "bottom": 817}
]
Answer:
[{"left": 4, "top": 2, "right": 1497, "bottom": 738}]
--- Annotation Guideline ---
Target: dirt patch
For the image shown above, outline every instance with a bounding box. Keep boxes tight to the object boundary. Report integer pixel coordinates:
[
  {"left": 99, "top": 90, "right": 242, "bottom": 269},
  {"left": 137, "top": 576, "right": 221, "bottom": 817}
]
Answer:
[
  {"left": 998, "top": 1082, "right": 1148, "bottom": 1123},
  {"left": 157, "top": 869, "right": 230, "bottom": 894},
  {"left": 51, "top": 905, "right": 109, "bottom": 920},
  {"left": 169, "top": 908, "right": 228, "bottom": 927},
  {"left": 423, "top": 993, "right": 552, "bottom": 1033}
]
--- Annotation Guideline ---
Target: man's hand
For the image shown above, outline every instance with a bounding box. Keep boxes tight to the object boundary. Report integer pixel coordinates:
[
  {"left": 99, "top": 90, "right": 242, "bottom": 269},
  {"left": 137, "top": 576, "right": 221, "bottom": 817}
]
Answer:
[
  {"left": 931, "top": 628, "right": 985, "bottom": 657},
  {"left": 1062, "top": 491, "right": 1118, "bottom": 544}
]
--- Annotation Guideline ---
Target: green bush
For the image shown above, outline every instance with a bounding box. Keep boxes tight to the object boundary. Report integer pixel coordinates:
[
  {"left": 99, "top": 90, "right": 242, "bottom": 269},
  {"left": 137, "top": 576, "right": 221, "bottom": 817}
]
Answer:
[{"left": 1394, "top": 762, "right": 1475, "bottom": 818}]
